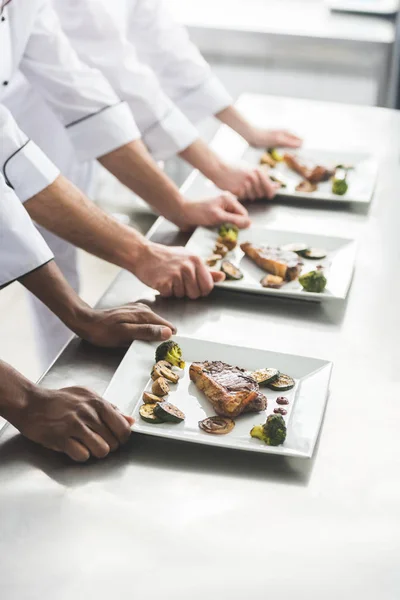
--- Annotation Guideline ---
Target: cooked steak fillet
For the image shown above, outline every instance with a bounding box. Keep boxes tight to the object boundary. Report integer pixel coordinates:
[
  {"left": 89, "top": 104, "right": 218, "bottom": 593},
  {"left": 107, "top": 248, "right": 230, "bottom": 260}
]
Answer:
[
  {"left": 240, "top": 242, "right": 301, "bottom": 281},
  {"left": 308, "top": 165, "right": 335, "bottom": 184},
  {"left": 189, "top": 361, "right": 267, "bottom": 418},
  {"left": 283, "top": 154, "right": 311, "bottom": 179}
]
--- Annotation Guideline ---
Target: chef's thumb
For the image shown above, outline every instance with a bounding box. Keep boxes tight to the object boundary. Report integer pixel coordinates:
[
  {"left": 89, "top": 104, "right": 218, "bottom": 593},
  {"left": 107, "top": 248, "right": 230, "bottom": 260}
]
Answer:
[{"left": 211, "top": 271, "right": 225, "bottom": 283}]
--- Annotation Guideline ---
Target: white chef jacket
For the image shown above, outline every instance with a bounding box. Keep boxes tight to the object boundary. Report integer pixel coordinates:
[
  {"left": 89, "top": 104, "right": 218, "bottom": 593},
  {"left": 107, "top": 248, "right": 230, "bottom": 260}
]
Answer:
[
  {"left": 0, "top": 0, "right": 140, "bottom": 203},
  {"left": 0, "top": 173, "right": 54, "bottom": 288},
  {"left": 52, "top": 0, "right": 233, "bottom": 160}
]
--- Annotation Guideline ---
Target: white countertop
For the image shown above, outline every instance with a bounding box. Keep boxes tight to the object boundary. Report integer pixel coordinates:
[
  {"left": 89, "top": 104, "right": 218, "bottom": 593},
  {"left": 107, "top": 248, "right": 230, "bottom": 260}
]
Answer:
[{"left": 0, "top": 94, "right": 399, "bottom": 600}]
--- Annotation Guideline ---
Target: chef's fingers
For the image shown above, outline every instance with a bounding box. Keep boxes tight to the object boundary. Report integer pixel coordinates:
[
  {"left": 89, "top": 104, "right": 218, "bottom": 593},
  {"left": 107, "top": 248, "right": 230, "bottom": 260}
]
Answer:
[
  {"left": 87, "top": 421, "right": 120, "bottom": 452},
  {"left": 219, "top": 194, "right": 251, "bottom": 228},
  {"left": 171, "top": 274, "right": 185, "bottom": 298},
  {"left": 123, "top": 304, "right": 177, "bottom": 333},
  {"left": 74, "top": 426, "right": 111, "bottom": 459},
  {"left": 182, "top": 260, "right": 202, "bottom": 299},
  {"left": 242, "top": 179, "right": 256, "bottom": 201},
  {"left": 98, "top": 403, "right": 133, "bottom": 445},
  {"left": 194, "top": 257, "right": 215, "bottom": 296},
  {"left": 257, "top": 169, "right": 280, "bottom": 199},
  {"left": 64, "top": 438, "right": 91, "bottom": 462},
  {"left": 210, "top": 271, "right": 225, "bottom": 283},
  {"left": 120, "top": 324, "right": 173, "bottom": 343},
  {"left": 281, "top": 132, "right": 303, "bottom": 148}
]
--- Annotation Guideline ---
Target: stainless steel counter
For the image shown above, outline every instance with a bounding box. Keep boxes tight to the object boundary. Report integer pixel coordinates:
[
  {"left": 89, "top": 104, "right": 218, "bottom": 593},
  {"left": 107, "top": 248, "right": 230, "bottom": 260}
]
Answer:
[{"left": 1, "top": 95, "right": 399, "bottom": 600}]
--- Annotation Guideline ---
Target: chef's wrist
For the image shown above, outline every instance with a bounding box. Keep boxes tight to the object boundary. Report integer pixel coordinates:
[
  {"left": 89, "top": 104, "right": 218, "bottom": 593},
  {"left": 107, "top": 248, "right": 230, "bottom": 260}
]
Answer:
[{"left": 0, "top": 372, "right": 38, "bottom": 427}]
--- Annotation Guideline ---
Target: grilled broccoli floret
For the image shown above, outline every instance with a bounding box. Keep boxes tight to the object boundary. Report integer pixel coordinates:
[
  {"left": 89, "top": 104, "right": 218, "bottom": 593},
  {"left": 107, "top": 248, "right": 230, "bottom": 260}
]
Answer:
[
  {"left": 299, "top": 268, "right": 327, "bottom": 293},
  {"left": 155, "top": 341, "right": 185, "bottom": 369},
  {"left": 250, "top": 414, "right": 287, "bottom": 446},
  {"left": 332, "top": 177, "right": 348, "bottom": 196},
  {"left": 218, "top": 223, "right": 239, "bottom": 241}
]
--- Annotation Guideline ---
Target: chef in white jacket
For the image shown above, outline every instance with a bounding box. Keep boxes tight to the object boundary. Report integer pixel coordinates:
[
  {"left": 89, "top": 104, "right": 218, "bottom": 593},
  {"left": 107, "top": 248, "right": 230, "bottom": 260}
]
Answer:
[
  {"left": 0, "top": 0, "right": 256, "bottom": 368},
  {"left": 0, "top": 171, "right": 180, "bottom": 462}
]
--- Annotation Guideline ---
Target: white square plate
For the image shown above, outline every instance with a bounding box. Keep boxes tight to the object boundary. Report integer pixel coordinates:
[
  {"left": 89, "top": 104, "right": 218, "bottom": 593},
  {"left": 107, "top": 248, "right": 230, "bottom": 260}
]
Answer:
[
  {"left": 186, "top": 226, "right": 356, "bottom": 302},
  {"left": 244, "top": 147, "right": 378, "bottom": 204},
  {"left": 104, "top": 336, "right": 333, "bottom": 459}
]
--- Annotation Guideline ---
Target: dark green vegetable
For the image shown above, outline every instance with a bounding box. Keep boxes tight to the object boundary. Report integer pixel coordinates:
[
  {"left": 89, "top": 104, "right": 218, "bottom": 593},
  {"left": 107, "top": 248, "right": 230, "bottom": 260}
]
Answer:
[
  {"left": 332, "top": 166, "right": 353, "bottom": 196},
  {"left": 221, "top": 260, "right": 243, "bottom": 281},
  {"left": 139, "top": 403, "right": 164, "bottom": 424},
  {"left": 297, "top": 247, "right": 327, "bottom": 260},
  {"left": 218, "top": 223, "right": 239, "bottom": 250},
  {"left": 281, "top": 242, "right": 308, "bottom": 254},
  {"left": 268, "top": 373, "right": 295, "bottom": 392},
  {"left": 154, "top": 402, "right": 185, "bottom": 423},
  {"left": 250, "top": 414, "right": 287, "bottom": 446},
  {"left": 155, "top": 341, "right": 185, "bottom": 369},
  {"left": 299, "top": 268, "right": 327, "bottom": 293},
  {"left": 270, "top": 175, "right": 287, "bottom": 188},
  {"left": 251, "top": 368, "right": 280, "bottom": 386}
]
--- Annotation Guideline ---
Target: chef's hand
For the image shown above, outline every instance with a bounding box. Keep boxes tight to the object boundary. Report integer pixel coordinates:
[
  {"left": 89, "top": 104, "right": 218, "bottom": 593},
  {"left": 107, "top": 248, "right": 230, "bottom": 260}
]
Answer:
[
  {"left": 210, "top": 163, "right": 280, "bottom": 201},
  {"left": 176, "top": 192, "right": 251, "bottom": 231},
  {"left": 135, "top": 242, "right": 225, "bottom": 299},
  {"left": 76, "top": 303, "right": 176, "bottom": 347},
  {"left": 246, "top": 128, "right": 303, "bottom": 150},
  {"left": 13, "top": 385, "right": 134, "bottom": 462}
]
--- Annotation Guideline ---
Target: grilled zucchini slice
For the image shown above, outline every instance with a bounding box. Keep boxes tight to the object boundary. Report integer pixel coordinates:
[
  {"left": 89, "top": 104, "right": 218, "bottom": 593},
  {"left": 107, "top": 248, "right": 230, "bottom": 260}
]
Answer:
[
  {"left": 281, "top": 242, "right": 308, "bottom": 254},
  {"left": 252, "top": 368, "right": 280, "bottom": 386},
  {"left": 298, "top": 247, "right": 327, "bottom": 260},
  {"left": 268, "top": 373, "right": 295, "bottom": 392},
  {"left": 221, "top": 260, "right": 243, "bottom": 281},
  {"left": 139, "top": 403, "right": 164, "bottom": 424},
  {"left": 153, "top": 402, "right": 185, "bottom": 424}
]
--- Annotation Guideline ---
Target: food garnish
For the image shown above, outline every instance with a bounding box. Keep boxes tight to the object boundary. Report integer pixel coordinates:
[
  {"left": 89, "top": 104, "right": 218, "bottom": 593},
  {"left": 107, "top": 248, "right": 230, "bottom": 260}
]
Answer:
[
  {"left": 260, "top": 152, "right": 276, "bottom": 168},
  {"left": 143, "top": 392, "right": 165, "bottom": 404},
  {"left": 152, "top": 376, "right": 170, "bottom": 396},
  {"left": 214, "top": 241, "right": 229, "bottom": 257},
  {"left": 281, "top": 242, "right": 308, "bottom": 254},
  {"left": 297, "top": 247, "right": 327, "bottom": 260},
  {"left": 251, "top": 368, "right": 280, "bottom": 386},
  {"left": 153, "top": 402, "right": 185, "bottom": 423},
  {"left": 296, "top": 180, "right": 317, "bottom": 193},
  {"left": 206, "top": 254, "right": 222, "bottom": 267},
  {"left": 221, "top": 260, "right": 243, "bottom": 281},
  {"left": 218, "top": 223, "right": 239, "bottom": 250},
  {"left": 267, "top": 148, "right": 284, "bottom": 163},
  {"left": 198, "top": 416, "right": 235, "bottom": 435},
  {"left": 276, "top": 396, "right": 289, "bottom": 405},
  {"left": 155, "top": 341, "right": 185, "bottom": 369},
  {"left": 268, "top": 373, "right": 295, "bottom": 392},
  {"left": 332, "top": 166, "right": 353, "bottom": 196},
  {"left": 140, "top": 403, "right": 164, "bottom": 424},
  {"left": 250, "top": 414, "right": 287, "bottom": 446},
  {"left": 269, "top": 175, "right": 287, "bottom": 188},
  {"left": 260, "top": 274, "right": 284, "bottom": 289},
  {"left": 274, "top": 407, "right": 287, "bottom": 416},
  {"left": 299, "top": 268, "right": 327, "bottom": 293},
  {"left": 151, "top": 363, "right": 179, "bottom": 383}
]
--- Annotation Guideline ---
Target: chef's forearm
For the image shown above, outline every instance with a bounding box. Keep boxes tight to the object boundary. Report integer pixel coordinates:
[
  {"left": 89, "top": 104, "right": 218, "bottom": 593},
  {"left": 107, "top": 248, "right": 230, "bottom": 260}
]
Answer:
[
  {"left": 178, "top": 138, "right": 230, "bottom": 183},
  {"left": 215, "top": 106, "right": 256, "bottom": 144},
  {"left": 24, "top": 175, "right": 147, "bottom": 274},
  {"left": 0, "top": 360, "right": 34, "bottom": 425},
  {"left": 98, "top": 139, "right": 185, "bottom": 225},
  {"left": 19, "top": 261, "right": 92, "bottom": 338}
]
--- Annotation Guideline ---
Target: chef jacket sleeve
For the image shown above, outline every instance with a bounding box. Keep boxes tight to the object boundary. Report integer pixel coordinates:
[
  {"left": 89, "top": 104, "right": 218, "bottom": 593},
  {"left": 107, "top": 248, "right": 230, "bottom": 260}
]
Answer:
[
  {"left": 0, "top": 173, "right": 53, "bottom": 288},
  {"left": 52, "top": 0, "right": 199, "bottom": 161},
  {"left": 128, "top": 0, "right": 233, "bottom": 125},
  {"left": 0, "top": 103, "right": 60, "bottom": 203},
  {"left": 19, "top": 0, "right": 140, "bottom": 162}
]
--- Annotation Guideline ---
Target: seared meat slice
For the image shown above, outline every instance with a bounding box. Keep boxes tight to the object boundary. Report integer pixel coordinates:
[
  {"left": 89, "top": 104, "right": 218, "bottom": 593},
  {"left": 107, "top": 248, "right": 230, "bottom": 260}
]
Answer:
[
  {"left": 295, "top": 180, "right": 317, "bottom": 193},
  {"left": 283, "top": 154, "right": 311, "bottom": 179},
  {"left": 189, "top": 361, "right": 267, "bottom": 418},
  {"left": 240, "top": 242, "right": 302, "bottom": 281},
  {"left": 308, "top": 165, "right": 335, "bottom": 184}
]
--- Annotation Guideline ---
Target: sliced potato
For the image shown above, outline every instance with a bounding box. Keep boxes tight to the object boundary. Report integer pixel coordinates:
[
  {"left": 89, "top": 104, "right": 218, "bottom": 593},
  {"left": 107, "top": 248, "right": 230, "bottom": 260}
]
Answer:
[
  {"left": 143, "top": 392, "right": 165, "bottom": 404},
  {"left": 152, "top": 377, "right": 170, "bottom": 396},
  {"left": 206, "top": 254, "right": 222, "bottom": 267}
]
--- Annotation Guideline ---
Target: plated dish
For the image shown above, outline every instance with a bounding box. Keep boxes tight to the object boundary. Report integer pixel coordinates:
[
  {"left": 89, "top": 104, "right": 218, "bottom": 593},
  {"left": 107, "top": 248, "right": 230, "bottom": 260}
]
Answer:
[
  {"left": 244, "top": 146, "right": 378, "bottom": 203},
  {"left": 103, "top": 335, "right": 333, "bottom": 458},
  {"left": 186, "top": 226, "right": 356, "bottom": 301}
]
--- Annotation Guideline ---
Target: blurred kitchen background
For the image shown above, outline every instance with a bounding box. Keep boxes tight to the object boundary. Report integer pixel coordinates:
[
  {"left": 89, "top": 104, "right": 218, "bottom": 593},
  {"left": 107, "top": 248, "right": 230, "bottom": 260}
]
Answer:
[{"left": 2, "top": 0, "right": 400, "bottom": 384}]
